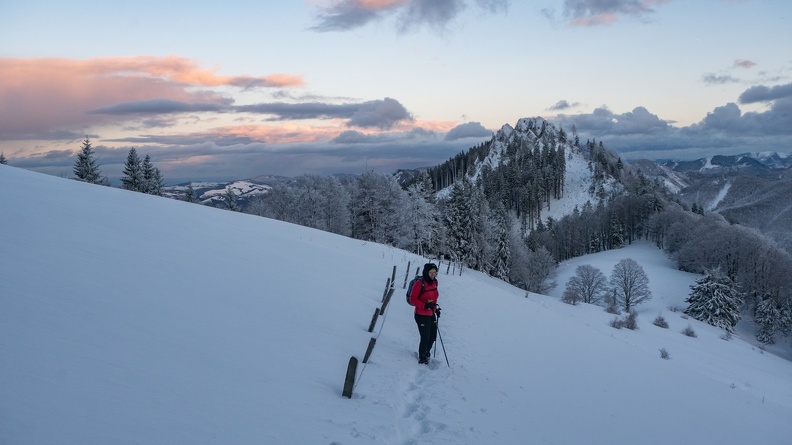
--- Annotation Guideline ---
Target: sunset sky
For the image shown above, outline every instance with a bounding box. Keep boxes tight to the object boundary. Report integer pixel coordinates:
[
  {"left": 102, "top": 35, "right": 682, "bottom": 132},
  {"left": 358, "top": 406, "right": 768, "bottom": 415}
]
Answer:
[{"left": 2, "top": 0, "right": 791, "bottom": 182}]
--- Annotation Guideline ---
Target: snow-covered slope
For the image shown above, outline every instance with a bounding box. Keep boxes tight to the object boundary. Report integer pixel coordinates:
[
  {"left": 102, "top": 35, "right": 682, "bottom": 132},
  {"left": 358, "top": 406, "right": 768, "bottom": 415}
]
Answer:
[{"left": 2, "top": 164, "right": 791, "bottom": 444}]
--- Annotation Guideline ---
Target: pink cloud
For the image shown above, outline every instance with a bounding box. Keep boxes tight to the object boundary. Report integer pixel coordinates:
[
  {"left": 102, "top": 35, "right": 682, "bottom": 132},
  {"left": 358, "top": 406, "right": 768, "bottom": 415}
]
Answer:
[
  {"left": 0, "top": 57, "right": 304, "bottom": 138},
  {"left": 734, "top": 59, "right": 757, "bottom": 69},
  {"left": 565, "top": 0, "right": 670, "bottom": 27},
  {"left": 569, "top": 13, "right": 619, "bottom": 27}
]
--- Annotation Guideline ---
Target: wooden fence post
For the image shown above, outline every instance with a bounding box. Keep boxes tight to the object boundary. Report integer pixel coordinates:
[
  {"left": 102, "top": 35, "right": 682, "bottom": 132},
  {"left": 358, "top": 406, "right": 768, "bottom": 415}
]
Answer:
[
  {"left": 382, "top": 278, "right": 391, "bottom": 302},
  {"left": 367, "top": 308, "right": 380, "bottom": 332},
  {"left": 342, "top": 356, "right": 358, "bottom": 398},
  {"left": 362, "top": 338, "right": 377, "bottom": 363},
  {"left": 403, "top": 261, "right": 411, "bottom": 288},
  {"left": 380, "top": 288, "right": 394, "bottom": 315}
]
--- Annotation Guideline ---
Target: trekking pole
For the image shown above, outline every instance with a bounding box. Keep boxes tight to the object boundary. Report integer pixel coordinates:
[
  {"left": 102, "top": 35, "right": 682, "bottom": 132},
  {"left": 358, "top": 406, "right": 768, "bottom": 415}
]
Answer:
[{"left": 434, "top": 312, "right": 450, "bottom": 367}]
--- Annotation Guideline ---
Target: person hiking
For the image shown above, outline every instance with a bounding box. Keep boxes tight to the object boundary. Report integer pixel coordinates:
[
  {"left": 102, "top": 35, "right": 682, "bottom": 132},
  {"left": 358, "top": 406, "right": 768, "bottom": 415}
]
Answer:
[{"left": 409, "top": 262, "right": 441, "bottom": 364}]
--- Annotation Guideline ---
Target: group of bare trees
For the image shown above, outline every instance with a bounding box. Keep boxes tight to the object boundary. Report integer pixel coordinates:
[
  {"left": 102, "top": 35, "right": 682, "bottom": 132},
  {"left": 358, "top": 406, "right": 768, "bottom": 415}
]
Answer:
[{"left": 562, "top": 259, "right": 652, "bottom": 312}]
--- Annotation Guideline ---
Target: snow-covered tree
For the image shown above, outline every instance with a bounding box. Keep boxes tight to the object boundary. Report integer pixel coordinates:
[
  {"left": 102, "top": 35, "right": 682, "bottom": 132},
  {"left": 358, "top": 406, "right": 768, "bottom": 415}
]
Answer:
[
  {"left": 120, "top": 148, "right": 144, "bottom": 192},
  {"left": 73, "top": 138, "right": 109, "bottom": 185},
  {"left": 223, "top": 187, "right": 238, "bottom": 211},
  {"left": 609, "top": 258, "right": 652, "bottom": 312},
  {"left": 184, "top": 184, "right": 197, "bottom": 203},
  {"left": 608, "top": 213, "right": 624, "bottom": 249},
  {"left": 684, "top": 267, "right": 743, "bottom": 333},
  {"left": 404, "top": 180, "right": 440, "bottom": 256},
  {"left": 488, "top": 207, "right": 511, "bottom": 281},
  {"left": 348, "top": 170, "right": 406, "bottom": 246},
  {"left": 565, "top": 264, "right": 608, "bottom": 305},
  {"left": 509, "top": 227, "right": 556, "bottom": 294},
  {"left": 141, "top": 154, "right": 165, "bottom": 196},
  {"left": 525, "top": 246, "right": 557, "bottom": 294},
  {"left": 444, "top": 179, "right": 476, "bottom": 266},
  {"left": 755, "top": 295, "right": 792, "bottom": 344},
  {"left": 253, "top": 183, "right": 296, "bottom": 222},
  {"left": 319, "top": 176, "right": 351, "bottom": 236}
]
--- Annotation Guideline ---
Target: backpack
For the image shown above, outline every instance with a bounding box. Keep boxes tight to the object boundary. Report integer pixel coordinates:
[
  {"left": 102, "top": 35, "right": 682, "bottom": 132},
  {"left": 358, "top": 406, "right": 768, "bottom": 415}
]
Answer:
[{"left": 406, "top": 276, "right": 425, "bottom": 306}]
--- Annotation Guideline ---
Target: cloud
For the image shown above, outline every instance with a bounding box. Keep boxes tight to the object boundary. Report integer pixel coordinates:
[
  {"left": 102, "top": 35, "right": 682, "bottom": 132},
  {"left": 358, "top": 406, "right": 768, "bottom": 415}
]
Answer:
[
  {"left": 561, "top": 0, "right": 670, "bottom": 27},
  {"left": 331, "top": 128, "right": 434, "bottom": 144},
  {"left": 444, "top": 121, "right": 492, "bottom": 140},
  {"left": 547, "top": 100, "right": 581, "bottom": 111},
  {"left": 236, "top": 102, "right": 361, "bottom": 120},
  {"left": 233, "top": 97, "right": 413, "bottom": 129},
  {"left": 89, "top": 99, "right": 230, "bottom": 115},
  {"left": 346, "top": 97, "right": 414, "bottom": 129},
  {"left": 552, "top": 98, "right": 792, "bottom": 162},
  {"left": 738, "top": 82, "right": 792, "bottom": 104},
  {"left": 702, "top": 73, "right": 739, "bottom": 85},
  {"left": 332, "top": 130, "right": 373, "bottom": 144},
  {"left": 396, "top": 0, "right": 468, "bottom": 32},
  {"left": 309, "top": 0, "right": 509, "bottom": 32},
  {"left": 556, "top": 106, "right": 670, "bottom": 135},
  {"left": 0, "top": 57, "right": 302, "bottom": 140},
  {"left": 308, "top": 0, "right": 400, "bottom": 32},
  {"left": 734, "top": 59, "right": 757, "bottom": 69}
]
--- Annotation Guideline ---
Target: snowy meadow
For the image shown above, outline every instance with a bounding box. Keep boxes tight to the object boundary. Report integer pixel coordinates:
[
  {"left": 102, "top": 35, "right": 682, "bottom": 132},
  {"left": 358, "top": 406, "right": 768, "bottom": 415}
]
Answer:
[{"left": 2, "top": 164, "right": 791, "bottom": 444}]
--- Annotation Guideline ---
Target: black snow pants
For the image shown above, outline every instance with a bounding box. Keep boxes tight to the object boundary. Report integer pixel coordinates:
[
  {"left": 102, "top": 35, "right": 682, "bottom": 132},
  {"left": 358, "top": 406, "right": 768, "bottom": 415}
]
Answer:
[{"left": 414, "top": 313, "right": 437, "bottom": 362}]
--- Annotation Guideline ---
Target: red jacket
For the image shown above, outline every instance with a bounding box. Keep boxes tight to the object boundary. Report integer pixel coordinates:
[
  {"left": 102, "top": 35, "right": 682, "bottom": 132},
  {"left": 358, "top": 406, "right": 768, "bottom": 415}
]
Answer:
[{"left": 409, "top": 278, "right": 439, "bottom": 316}]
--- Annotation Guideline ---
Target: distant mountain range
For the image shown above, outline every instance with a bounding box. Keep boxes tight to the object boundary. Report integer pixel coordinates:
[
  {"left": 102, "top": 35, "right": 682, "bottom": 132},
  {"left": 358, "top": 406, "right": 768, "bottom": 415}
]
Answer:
[
  {"left": 659, "top": 152, "right": 792, "bottom": 175},
  {"left": 631, "top": 152, "right": 792, "bottom": 254}
]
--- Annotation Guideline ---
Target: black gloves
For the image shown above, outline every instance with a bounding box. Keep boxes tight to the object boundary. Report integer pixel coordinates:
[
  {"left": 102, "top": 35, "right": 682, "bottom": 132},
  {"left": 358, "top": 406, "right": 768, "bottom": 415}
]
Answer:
[{"left": 424, "top": 300, "right": 441, "bottom": 318}]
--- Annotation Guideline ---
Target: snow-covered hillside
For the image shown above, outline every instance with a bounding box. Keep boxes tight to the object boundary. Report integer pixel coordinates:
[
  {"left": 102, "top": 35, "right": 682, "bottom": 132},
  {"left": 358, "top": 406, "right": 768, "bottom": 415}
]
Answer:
[
  {"left": 164, "top": 179, "right": 271, "bottom": 205},
  {"left": 2, "top": 164, "right": 791, "bottom": 444}
]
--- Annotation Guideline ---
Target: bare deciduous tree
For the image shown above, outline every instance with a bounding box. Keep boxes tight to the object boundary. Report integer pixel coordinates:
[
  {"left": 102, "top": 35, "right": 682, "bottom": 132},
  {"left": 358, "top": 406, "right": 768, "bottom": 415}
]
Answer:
[
  {"left": 564, "top": 264, "right": 608, "bottom": 305},
  {"left": 609, "top": 258, "right": 652, "bottom": 312}
]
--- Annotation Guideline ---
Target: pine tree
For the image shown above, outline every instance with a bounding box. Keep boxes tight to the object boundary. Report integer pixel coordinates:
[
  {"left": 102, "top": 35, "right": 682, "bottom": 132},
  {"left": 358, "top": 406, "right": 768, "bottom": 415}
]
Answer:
[
  {"left": 141, "top": 155, "right": 155, "bottom": 194},
  {"left": 685, "top": 268, "right": 743, "bottom": 333},
  {"left": 223, "top": 187, "right": 238, "bottom": 211},
  {"left": 121, "top": 148, "right": 144, "bottom": 192},
  {"left": 404, "top": 180, "right": 439, "bottom": 256},
  {"left": 444, "top": 180, "right": 476, "bottom": 266},
  {"left": 755, "top": 295, "right": 792, "bottom": 344},
  {"left": 141, "top": 154, "right": 165, "bottom": 195},
  {"left": 150, "top": 168, "right": 165, "bottom": 196},
  {"left": 489, "top": 208, "right": 511, "bottom": 281},
  {"left": 184, "top": 184, "right": 197, "bottom": 203},
  {"left": 73, "top": 138, "right": 109, "bottom": 185},
  {"left": 755, "top": 296, "right": 780, "bottom": 344},
  {"left": 0, "top": 152, "right": 7, "bottom": 164},
  {"left": 609, "top": 213, "right": 624, "bottom": 248}
]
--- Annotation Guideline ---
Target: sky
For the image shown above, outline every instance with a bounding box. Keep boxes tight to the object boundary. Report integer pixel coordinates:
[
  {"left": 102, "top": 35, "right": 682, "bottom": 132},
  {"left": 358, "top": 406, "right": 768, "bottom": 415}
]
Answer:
[
  {"left": 1, "top": 0, "right": 791, "bottom": 183},
  {"left": 2, "top": 162, "right": 792, "bottom": 444}
]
